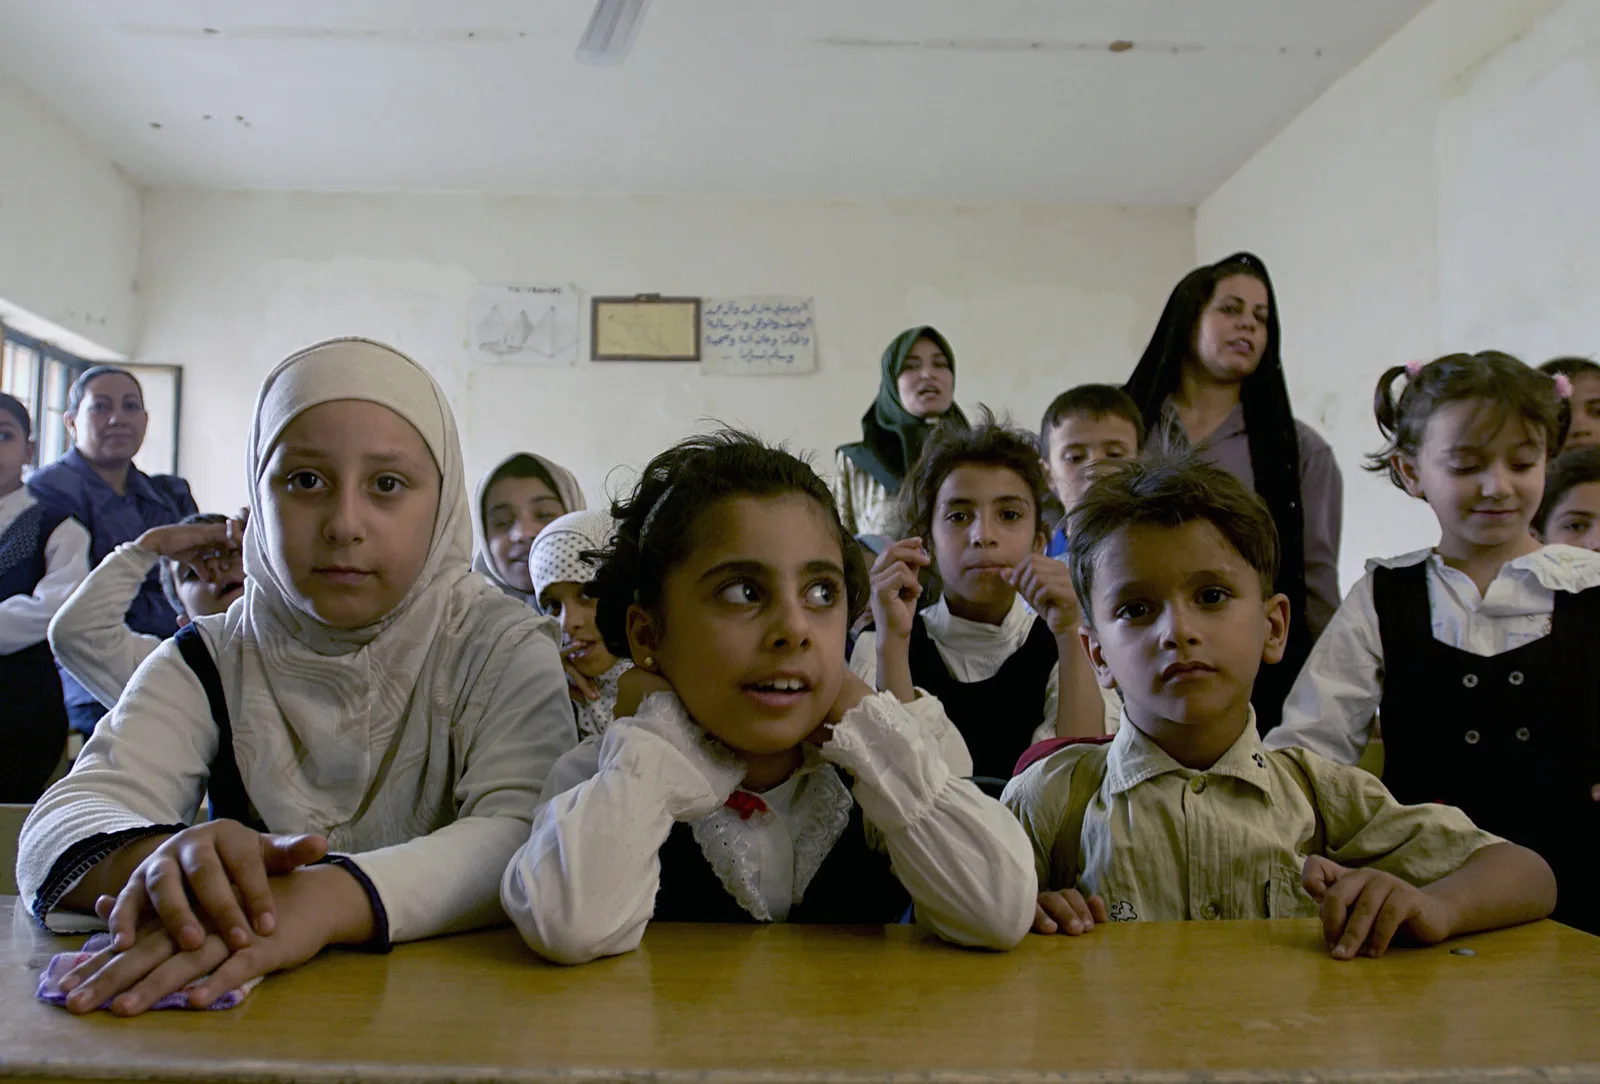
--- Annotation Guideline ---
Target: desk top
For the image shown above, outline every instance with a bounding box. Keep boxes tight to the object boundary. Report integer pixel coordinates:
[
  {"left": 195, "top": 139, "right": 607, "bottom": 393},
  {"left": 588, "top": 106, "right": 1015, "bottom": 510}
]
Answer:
[{"left": 2, "top": 897, "right": 1597, "bottom": 1084}]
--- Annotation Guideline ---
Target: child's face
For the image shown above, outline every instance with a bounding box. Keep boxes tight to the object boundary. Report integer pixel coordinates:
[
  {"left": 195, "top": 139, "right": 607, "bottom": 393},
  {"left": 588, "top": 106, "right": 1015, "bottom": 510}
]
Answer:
[
  {"left": 261, "top": 400, "right": 441, "bottom": 629},
  {"left": 930, "top": 464, "right": 1042, "bottom": 612},
  {"left": 484, "top": 475, "right": 565, "bottom": 593},
  {"left": 1083, "top": 520, "right": 1288, "bottom": 739},
  {"left": 0, "top": 414, "right": 32, "bottom": 493},
  {"left": 896, "top": 337, "right": 954, "bottom": 419},
  {"left": 1541, "top": 481, "right": 1600, "bottom": 551},
  {"left": 172, "top": 548, "right": 246, "bottom": 622},
  {"left": 541, "top": 580, "right": 619, "bottom": 678},
  {"left": 1398, "top": 401, "right": 1546, "bottom": 555},
  {"left": 1563, "top": 373, "right": 1600, "bottom": 450},
  {"left": 1044, "top": 413, "right": 1140, "bottom": 513},
  {"left": 1190, "top": 274, "right": 1270, "bottom": 384},
  {"left": 630, "top": 494, "right": 849, "bottom": 757},
  {"left": 66, "top": 373, "right": 147, "bottom": 465}
]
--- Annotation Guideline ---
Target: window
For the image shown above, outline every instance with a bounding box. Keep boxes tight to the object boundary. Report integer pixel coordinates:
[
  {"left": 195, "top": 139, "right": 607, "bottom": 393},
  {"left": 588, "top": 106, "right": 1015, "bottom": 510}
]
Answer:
[{"left": 0, "top": 326, "right": 184, "bottom": 475}]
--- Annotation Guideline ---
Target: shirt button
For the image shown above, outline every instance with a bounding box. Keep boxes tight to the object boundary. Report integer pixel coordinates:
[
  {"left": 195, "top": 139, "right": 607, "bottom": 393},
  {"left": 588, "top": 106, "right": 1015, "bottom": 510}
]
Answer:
[
  {"left": 1200, "top": 902, "right": 1220, "bottom": 920},
  {"left": 1464, "top": 730, "right": 1481, "bottom": 745},
  {"left": 1508, "top": 671, "right": 1525, "bottom": 686},
  {"left": 1515, "top": 727, "right": 1531, "bottom": 742},
  {"left": 1189, "top": 776, "right": 1207, "bottom": 794},
  {"left": 1462, "top": 674, "right": 1479, "bottom": 688}
]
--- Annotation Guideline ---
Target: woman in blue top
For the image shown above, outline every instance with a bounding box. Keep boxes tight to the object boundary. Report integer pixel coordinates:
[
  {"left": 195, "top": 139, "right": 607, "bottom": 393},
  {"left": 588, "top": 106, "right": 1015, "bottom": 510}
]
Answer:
[{"left": 27, "top": 366, "right": 196, "bottom": 734}]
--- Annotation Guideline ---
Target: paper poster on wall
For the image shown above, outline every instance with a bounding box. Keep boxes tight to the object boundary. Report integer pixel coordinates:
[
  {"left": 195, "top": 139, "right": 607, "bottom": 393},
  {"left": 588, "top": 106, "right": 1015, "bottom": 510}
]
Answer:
[
  {"left": 469, "top": 284, "right": 581, "bottom": 367},
  {"left": 700, "top": 296, "right": 817, "bottom": 376}
]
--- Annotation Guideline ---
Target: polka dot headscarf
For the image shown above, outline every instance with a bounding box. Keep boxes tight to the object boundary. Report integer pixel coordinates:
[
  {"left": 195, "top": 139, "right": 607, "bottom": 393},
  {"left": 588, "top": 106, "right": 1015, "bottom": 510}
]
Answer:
[{"left": 528, "top": 508, "right": 616, "bottom": 612}]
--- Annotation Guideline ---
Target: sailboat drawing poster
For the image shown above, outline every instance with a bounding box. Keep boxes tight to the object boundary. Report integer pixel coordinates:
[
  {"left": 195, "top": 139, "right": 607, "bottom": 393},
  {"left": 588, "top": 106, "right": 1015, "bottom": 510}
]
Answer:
[{"left": 468, "top": 284, "right": 581, "bottom": 367}]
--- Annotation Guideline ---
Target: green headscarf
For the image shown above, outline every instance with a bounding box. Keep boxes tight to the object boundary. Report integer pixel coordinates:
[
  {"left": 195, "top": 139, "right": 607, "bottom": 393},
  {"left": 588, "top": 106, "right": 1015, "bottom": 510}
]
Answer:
[{"left": 838, "top": 326, "right": 968, "bottom": 492}]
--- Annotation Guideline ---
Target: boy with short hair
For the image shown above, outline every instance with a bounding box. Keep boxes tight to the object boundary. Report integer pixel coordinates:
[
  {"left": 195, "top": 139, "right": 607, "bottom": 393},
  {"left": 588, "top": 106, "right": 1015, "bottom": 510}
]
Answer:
[
  {"left": 1003, "top": 455, "right": 1556, "bottom": 958},
  {"left": 1038, "top": 385, "right": 1145, "bottom": 560}
]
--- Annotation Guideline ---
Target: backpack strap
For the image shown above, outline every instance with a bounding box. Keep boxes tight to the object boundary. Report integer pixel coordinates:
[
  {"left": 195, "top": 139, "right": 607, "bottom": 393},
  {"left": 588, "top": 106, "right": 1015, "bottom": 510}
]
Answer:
[
  {"left": 1276, "top": 749, "right": 1327, "bottom": 858},
  {"left": 173, "top": 624, "right": 264, "bottom": 831}
]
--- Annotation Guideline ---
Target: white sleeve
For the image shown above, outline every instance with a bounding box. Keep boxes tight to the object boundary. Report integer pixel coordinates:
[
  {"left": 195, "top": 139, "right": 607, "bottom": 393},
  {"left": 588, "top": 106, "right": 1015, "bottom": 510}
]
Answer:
[
  {"left": 47, "top": 542, "right": 164, "bottom": 706},
  {"left": 822, "top": 692, "right": 1035, "bottom": 950},
  {"left": 17, "top": 638, "right": 216, "bottom": 924},
  {"left": 848, "top": 629, "right": 879, "bottom": 687},
  {"left": 342, "top": 627, "right": 577, "bottom": 944},
  {"left": 1266, "top": 573, "right": 1384, "bottom": 764},
  {"left": 0, "top": 516, "right": 90, "bottom": 654},
  {"left": 500, "top": 693, "right": 747, "bottom": 965}
]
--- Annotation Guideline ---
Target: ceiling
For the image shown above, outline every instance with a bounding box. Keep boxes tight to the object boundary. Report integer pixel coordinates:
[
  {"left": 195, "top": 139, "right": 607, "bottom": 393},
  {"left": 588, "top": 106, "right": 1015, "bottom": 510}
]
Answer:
[{"left": 0, "top": 0, "right": 1426, "bottom": 204}]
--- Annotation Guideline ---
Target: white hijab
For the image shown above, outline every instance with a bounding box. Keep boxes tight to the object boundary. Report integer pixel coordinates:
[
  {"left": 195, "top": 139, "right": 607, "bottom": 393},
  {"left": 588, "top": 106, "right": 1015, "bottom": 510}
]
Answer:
[
  {"left": 470, "top": 451, "right": 587, "bottom": 603},
  {"left": 208, "top": 338, "right": 558, "bottom": 842}
]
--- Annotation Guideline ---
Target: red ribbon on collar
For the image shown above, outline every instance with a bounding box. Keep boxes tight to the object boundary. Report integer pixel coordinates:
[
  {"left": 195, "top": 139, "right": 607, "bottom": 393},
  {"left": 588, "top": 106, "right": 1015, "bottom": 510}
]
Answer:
[{"left": 724, "top": 791, "right": 769, "bottom": 820}]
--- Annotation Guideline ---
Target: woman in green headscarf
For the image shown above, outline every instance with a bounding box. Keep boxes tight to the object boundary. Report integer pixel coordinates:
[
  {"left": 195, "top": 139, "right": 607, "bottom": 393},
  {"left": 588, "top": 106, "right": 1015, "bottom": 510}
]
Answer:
[{"left": 834, "top": 327, "right": 968, "bottom": 538}]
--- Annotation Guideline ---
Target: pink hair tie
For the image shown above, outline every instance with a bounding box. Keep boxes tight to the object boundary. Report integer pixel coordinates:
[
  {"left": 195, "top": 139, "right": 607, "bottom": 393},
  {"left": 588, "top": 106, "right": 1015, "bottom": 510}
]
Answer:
[
  {"left": 1554, "top": 373, "right": 1574, "bottom": 400},
  {"left": 1404, "top": 359, "right": 1424, "bottom": 377}
]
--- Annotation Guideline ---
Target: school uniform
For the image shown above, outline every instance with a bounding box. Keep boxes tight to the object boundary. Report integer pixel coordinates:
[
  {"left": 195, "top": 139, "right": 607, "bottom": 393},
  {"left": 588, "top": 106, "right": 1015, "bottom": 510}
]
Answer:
[
  {"left": 502, "top": 689, "right": 1036, "bottom": 964},
  {"left": 27, "top": 448, "right": 197, "bottom": 733},
  {"left": 851, "top": 596, "right": 1120, "bottom": 782},
  {"left": 0, "top": 486, "right": 89, "bottom": 800},
  {"left": 47, "top": 542, "right": 167, "bottom": 710},
  {"left": 1005, "top": 711, "right": 1502, "bottom": 923},
  {"left": 18, "top": 339, "right": 578, "bottom": 945},
  {"left": 1271, "top": 545, "right": 1600, "bottom": 932}
]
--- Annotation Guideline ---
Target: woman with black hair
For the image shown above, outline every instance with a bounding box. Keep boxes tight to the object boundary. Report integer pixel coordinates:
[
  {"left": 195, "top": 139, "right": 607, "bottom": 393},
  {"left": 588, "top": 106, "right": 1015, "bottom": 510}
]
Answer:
[{"left": 1124, "top": 252, "right": 1342, "bottom": 733}]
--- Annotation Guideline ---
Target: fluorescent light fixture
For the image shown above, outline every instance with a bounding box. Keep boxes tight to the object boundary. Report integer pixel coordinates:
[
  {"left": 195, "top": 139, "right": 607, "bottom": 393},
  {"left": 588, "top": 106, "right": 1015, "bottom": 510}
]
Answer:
[{"left": 576, "top": 0, "right": 652, "bottom": 65}]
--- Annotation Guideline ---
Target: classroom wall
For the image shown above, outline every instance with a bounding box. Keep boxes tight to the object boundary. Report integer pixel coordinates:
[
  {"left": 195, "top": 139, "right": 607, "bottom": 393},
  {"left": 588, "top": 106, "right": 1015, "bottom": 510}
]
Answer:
[
  {"left": 1195, "top": 0, "right": 1576, "bottom": 592},
  {"left": 135, "top": 190, "right": 1195, "bottom": 512},
  {"left": 0, "top": 69, "right": 142, "bottom": 355}
]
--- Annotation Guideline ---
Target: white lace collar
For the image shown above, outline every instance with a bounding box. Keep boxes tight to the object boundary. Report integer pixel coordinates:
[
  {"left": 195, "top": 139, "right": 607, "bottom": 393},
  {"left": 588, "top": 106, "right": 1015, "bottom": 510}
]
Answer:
[{"left": 688, "top": 746, "right": 854, "bottom": 922}]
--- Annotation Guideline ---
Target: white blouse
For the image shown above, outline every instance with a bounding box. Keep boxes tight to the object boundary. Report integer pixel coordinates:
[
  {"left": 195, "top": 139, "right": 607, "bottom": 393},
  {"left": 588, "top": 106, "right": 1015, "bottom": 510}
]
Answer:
[
  {"left": 850, "top": 595, "right": 1120, "bottom": 741},
  {"left": 1267, "top": 544, "right": 1600, "bottom": 765},
  {"left": 48, "top": 542, "right": 164, "bottom": 708},
  {"left": 0, "top": 485, "right": 90, "bottom": 655},
  {"left": 501, "top": 689, "right": 1036, "bottom": 964}
]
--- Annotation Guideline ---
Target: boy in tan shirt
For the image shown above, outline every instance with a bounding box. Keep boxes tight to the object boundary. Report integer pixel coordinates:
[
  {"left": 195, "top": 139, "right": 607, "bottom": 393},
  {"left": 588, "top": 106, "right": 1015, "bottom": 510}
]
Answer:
[{"left": 1002, "top": 455, "right": 1556, "bottom": 959}]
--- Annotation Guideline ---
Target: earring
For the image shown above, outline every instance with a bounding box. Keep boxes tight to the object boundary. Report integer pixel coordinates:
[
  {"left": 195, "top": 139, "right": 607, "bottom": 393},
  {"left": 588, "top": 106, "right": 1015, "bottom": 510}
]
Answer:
[{"left": 642, "top": 656, "right": 656, "bottom": 670}]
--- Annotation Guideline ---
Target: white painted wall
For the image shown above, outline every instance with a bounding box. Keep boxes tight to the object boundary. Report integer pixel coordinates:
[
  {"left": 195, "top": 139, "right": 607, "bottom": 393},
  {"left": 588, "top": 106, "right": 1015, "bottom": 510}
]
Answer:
[
  {"left": 135, "top": 190, "right": 1194, "bottom": 513},
  {"left": 0, "top": 69, "right": 141, "bottom": 355},
  {"left": 1196, "top": 0, "right": 1569, "bottom": 592}
]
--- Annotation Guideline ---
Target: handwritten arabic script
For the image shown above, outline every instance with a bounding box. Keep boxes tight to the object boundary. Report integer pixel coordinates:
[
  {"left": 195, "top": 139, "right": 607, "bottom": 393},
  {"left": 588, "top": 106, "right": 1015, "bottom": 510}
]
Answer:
[{"left": 701, "top": 296, "right": 817, "bottom": 375}]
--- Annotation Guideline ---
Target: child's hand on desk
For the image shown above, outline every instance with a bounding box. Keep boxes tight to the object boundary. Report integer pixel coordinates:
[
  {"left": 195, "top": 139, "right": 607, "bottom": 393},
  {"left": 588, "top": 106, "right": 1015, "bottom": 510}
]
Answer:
[
  {"left": 1033, "top": 889, "right": 1109, "bottom": 935},
  {"left": 1303, "top": 855, "right": 1453, "bottom": 959},
  {"left": 1004, "top": 556, "right": 1083, "bottom": 639},
  {"left": 101, "top": 821, "right": 327, "bottom": 955},
  {"left": 59, "top": 864, "right": 374, "bottom": 1016}
]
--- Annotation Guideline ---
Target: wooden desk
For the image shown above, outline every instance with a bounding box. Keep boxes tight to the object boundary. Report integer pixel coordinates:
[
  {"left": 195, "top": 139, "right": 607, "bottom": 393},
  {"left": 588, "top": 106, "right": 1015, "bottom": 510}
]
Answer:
[{"left": 2, "top": 897, "right": 1597, "bottom": 1084}]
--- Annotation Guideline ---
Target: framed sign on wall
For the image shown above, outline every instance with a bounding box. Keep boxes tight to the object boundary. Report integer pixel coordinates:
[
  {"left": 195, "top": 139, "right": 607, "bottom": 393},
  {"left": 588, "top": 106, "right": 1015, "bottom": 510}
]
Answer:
[{"left": 590, "top": 295, "right": 701, "bottom": 361}]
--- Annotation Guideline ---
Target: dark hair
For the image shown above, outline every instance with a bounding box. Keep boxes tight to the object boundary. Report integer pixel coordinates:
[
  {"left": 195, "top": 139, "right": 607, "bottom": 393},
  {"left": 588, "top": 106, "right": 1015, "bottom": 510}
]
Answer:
[
  {"left": 1039, "top": 384, "right": 1146, "bottom": 459},
  {"left": 1539, "top": 356, "right": 1600, "bottom": 381},
  {"left": 586, "top": 429, "right": 869, "bottom": 659},
  {"left": 67, "top": 366, "right": 144, "bottom": 416},
  {"left": 900, "top": 407, "right": 1051, "bottom": 545},
  {"left": 1367, "top": 352, "right": 1569, "bottom": 490},
  {"left": 1533, "top": 446, "right": 1600, "bottom": 535},
  {"left": 1067, "top": 454, "right": 1280, "bottom": 628},
  {"left": 159, "top": 512, "right": 232, "bottom": 618},
  {"left": 1122, "top": 253, "right": 1309, "bottom": 672},
  {"left": 0, "top": 393, "right": 31, "bottom": 439}
]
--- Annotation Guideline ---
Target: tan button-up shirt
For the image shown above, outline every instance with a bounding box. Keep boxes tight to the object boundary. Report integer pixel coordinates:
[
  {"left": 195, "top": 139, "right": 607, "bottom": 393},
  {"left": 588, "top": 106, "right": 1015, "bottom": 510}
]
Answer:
[{"left": 1003, "top": 713, "right": 1499, "bottom": 923}]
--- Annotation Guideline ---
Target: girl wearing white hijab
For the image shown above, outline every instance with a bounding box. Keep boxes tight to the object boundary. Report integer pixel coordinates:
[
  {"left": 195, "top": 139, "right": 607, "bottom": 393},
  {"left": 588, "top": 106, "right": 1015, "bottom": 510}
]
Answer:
[
  {"left": 19, "top": 339, "right": 576, "bottom": 1015},
  {"left": 472, "top": 452, "right": 586, "bottom": 604}
]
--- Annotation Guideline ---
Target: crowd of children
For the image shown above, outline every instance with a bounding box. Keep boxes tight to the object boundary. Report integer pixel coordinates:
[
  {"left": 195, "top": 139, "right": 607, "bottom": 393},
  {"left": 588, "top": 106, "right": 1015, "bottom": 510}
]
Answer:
[{"left": 5, "top": 248, "right": 1596, "bottom": 1015}]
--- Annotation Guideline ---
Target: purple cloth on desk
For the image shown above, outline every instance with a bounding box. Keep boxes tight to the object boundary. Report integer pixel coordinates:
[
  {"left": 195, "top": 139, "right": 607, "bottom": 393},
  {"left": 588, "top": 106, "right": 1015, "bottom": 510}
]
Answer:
[{"left": 35, "top": 933, "right": 262, "bottom": 1011}]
